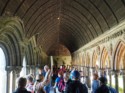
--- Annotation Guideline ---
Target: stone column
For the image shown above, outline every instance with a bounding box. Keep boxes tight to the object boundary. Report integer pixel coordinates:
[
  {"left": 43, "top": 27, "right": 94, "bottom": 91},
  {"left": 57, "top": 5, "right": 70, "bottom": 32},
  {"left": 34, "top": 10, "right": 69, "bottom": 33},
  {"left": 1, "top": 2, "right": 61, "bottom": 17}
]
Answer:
[
  {"left": 31, "top": 66, "right": 36, "bottom": 76},
  {"left": 120, "top": 70, "right": 125, "bottom": 93},
  {"left": 98, "top": 68, "right": 104, "bottom": 77},
  {"left": 113, "top": 70, "right": 119, "bottom": 93},
  {"left": 13, "top": 67, "right": 22, "bottom": 90},
  {"left": 12, "top": 70, "right": 16, "bottom": 92},
  {"left": 86, "top": 67, "right": 91, "bottom": 88},
  {"left": 26, "top": 65, "right": 30, "bottom": 75},
  {"left": 91, "top": 67, "right": 96, "bottom": 73},
  {"left": 6, "top": 70, "right": 11, "bottom": 93},
  {"left": 107, "top": 69, "right": 112, "bottom": 87},
  {"left": 6, "top": 66, "right": 15, "bottom": 93},
  {"left": 30, "top": 66, "right": 32, "bottom": 74}
]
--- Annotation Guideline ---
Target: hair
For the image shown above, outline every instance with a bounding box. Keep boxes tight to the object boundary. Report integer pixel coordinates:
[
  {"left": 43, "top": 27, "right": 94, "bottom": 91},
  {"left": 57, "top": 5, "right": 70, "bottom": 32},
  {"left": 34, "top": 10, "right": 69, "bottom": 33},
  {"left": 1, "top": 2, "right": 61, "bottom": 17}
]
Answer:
[
  {"left": 18, "top": 77, "right": 27, "bottom": 87},
  {"left": 44, "top": 65, "right": 49, "bottom": 70},
  {"left": 38, "top": 66, "right": 43, "bottom": 70},
  {"left": 99, "top": 77, "right": 107, "bottom": 84},
  {"left": 63, "top": 72, "right": 69, "bottom": 80},
  {"left": 36, "top": 74, "right": 44, "bottom": 82},
  {"left": 93, "top": 73, "right": 98, "bottom": 80},
  {"left": 27, "top": 75, "right": 33, "bottom": 82},
  {"left": 58, "top": 71, "right": 64, "bottom": 77}
]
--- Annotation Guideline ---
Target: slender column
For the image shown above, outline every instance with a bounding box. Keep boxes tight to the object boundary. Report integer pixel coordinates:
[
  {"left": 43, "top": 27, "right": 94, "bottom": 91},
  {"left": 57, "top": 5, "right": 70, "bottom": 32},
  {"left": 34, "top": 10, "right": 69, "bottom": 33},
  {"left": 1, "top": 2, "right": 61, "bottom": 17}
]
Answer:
[
  {"left": 30, "top": 67, "right": 33, "bottom": 74},
  {"left": 31, "top": 66, "right": 36, "bottom": 76},
  {"left": 120, "top": 70, "right": 125, "bottom": 93},
  {"left": 6, "top": 70, "right": 11, "bottom": 93},
  {"left": 98, "top": 68, "right": 104, "bottom": 77},
  {"left": 26, "top": 65, "right": 30, "bottom": 75},
  {"left": 12, "top": 66, "right": 22, "bottom": 91},
  {"left": 113, "top": 70, "right": 119, "bottom": 93},
  {"left": 86, "top": 67, "right": 91, "bottom": 88},
  {"left": 6, "top": 66, "right": 15, "bottom": 93},
  {"left": 108, "top": 69, "right": 112, "bottom": 87},
  {"left": 12, "top": 70, "right": 16, "bottom": 92},
  {"left": 123, "top": 75, "right": 125, "bottom": 93},
  {"left": 91, "top": 67, "right": 96, "bottom": 73}
]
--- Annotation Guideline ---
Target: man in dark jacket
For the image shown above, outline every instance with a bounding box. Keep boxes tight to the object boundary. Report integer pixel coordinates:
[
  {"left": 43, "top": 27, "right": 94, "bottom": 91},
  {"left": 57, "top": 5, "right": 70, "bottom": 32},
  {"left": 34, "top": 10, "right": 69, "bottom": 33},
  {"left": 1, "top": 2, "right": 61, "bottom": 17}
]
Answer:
[
  {"left": 13, "top": 77, "right": 31, "bottom": 93},
  {"left": 65, "top": 70, "right": 88, "bottom": 93},
  {"left": 95, "top": 76, "right": 117, "bottom": 93}
]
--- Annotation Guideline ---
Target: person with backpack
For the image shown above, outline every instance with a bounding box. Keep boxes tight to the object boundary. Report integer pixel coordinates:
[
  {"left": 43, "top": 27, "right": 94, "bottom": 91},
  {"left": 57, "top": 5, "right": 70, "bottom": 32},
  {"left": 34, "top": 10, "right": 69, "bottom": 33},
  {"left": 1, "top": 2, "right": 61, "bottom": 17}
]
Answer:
[
  {"left": 53, "top": 71, "right": 64, "bottom": 93},
  {"left": 65, "top": 70, "right": 88, "bottom": 93},
  {"left": 95, "top": 76, "right": 117, "bottom": 93}
]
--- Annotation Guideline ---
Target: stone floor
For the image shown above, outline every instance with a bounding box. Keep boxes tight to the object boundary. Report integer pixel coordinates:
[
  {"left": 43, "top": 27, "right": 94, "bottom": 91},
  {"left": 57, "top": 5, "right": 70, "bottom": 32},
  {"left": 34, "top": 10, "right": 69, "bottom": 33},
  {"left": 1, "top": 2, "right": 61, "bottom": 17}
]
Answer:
[{"left": 50, "top": 88, "right": 91, "bottom": 93}]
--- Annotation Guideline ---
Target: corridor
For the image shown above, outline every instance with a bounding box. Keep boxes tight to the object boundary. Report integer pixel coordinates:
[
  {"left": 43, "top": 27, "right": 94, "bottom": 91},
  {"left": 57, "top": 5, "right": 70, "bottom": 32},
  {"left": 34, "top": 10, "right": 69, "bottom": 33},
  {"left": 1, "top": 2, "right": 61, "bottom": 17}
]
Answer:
[{"left": 0, "top": 0, "right": 125, "bottom": 93}]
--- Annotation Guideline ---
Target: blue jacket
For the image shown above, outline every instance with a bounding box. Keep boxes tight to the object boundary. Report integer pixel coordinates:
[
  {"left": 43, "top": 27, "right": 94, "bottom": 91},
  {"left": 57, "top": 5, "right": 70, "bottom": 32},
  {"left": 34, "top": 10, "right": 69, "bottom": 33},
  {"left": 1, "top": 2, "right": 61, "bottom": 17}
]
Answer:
[{"left": 92, "top": 80, "right": 99, "bottom": 93}]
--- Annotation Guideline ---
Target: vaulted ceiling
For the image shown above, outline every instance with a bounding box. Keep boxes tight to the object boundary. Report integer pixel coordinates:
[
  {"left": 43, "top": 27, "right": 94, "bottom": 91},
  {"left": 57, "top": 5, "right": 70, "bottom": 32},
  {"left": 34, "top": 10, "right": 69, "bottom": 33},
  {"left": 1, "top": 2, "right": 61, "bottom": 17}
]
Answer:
[{"left": 1, "top": 0, "right": 125, "bottom": 54}]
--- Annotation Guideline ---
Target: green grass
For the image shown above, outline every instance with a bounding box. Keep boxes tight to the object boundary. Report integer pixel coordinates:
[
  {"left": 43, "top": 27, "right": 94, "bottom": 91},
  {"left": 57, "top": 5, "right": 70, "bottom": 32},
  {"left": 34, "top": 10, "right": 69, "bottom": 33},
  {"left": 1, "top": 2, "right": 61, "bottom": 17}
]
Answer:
[{"left": 111, "top": 84, "right": 123, "bottom": 93}]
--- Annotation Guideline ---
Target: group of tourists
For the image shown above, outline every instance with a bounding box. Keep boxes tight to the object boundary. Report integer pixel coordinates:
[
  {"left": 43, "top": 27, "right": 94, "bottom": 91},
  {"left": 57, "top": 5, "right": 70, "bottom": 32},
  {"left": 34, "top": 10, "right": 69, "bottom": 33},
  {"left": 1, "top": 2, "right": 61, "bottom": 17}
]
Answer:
[{"left": 13, "top": 65, "right": 117, "bottom": 93}]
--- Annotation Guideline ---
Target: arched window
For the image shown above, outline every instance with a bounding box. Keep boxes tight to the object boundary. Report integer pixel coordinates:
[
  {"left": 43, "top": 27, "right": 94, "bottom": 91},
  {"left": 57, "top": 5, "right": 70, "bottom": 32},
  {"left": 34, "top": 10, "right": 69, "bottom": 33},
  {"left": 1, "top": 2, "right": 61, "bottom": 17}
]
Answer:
[
  {"left": 20, "top": 57, "right": 26, "bottom": 77},
  {"left": 0, "top": 47, "right": 7, "bottom": 93}
]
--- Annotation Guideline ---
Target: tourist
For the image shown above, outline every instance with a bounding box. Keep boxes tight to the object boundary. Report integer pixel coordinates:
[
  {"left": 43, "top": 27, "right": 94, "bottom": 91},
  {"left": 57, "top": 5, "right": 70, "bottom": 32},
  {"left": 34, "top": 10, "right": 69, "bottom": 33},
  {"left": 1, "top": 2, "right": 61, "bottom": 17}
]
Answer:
[
  {"left": 33, "top": 69, "right": 51, "bottom": 93},
  {"left": 65, "top": 70, "right": 88, "bottom": 93},
  {"left": 26, "top": 75, "right": 34, "bottom": 93},
  {"left": 95, "top": 76, "right": 117, "bottom": 93},
  {"left": 53, "top": 71, "right": 64, "bottom": 93},
  {"left": 13, "top": 77, "right": 31, "bottom": 93},
  {"left": 91, "top": 73, "right": 99, "bottom": 93}
]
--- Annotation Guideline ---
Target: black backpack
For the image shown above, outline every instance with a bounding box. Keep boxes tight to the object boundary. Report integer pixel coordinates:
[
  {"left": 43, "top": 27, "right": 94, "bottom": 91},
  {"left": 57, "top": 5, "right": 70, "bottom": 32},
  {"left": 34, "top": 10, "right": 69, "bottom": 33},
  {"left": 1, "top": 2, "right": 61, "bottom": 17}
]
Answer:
[{"left": 67, "top": 81, "right": 88, "bottom": 93}]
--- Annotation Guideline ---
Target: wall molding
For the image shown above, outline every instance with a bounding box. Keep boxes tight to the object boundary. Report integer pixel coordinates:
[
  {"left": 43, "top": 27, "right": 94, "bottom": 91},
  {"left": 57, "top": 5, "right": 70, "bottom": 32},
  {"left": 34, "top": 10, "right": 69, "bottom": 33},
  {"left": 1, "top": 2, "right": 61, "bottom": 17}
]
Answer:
[{"left": 74, "top": 20, "right": 125, "bottom": 54}]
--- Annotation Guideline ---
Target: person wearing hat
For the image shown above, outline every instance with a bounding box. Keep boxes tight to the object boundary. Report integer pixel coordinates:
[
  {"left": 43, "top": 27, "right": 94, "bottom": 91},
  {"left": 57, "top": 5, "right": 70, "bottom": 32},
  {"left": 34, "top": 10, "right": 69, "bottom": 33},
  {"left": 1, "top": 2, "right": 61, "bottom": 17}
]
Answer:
[
  {"left": 95, "top": 76, "right": 117, "bottom": 93},
  {"left": 65, "top": 70, "right": 88, "bottom": 93}
]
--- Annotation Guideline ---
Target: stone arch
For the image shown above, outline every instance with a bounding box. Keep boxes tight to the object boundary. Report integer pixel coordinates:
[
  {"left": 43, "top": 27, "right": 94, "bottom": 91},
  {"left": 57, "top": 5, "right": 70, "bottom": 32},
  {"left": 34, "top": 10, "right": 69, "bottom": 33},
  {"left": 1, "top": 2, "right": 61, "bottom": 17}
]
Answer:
[
  {"left": 100, "top": 47, "right": 111, "bottom": 69},
  {"left": 114, "top": 41, "right": 125, "bottom": 70},
  {"left": 0, "top": 17, "right": 25, "bottom": 67},
  {"left": 25, "top": 43, "right": 34, "bottom": 66}
]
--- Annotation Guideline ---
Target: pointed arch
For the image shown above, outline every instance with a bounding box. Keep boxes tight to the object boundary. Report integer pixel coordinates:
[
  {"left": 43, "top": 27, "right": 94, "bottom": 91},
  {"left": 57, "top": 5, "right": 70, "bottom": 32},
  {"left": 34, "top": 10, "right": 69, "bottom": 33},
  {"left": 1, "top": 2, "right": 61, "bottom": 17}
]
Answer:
[
  {"left": 114, "top": 41, "right": 125, "bottom": 70},
  {"left": 92, "top": 50, "right": 98, "bottom": 67},
  {"left": 100, "top": 47, "right": 111, "bottom": 69}
]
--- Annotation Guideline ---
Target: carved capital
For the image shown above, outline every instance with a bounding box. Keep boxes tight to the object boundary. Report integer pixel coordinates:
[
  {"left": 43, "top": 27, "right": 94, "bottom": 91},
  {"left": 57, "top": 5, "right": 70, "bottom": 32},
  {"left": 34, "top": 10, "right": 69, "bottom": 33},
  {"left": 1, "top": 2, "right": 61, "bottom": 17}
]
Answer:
[
  {"left": 98, "top": 68, "right": 104, "bottom": 72},
  {"left": 112, "top": 70, "right": 120, "bottom": 76},
  {"left": 96, "top": 46, "right": 100, "bottom": 55},
  {"left": 120, "top": 69, "right": 125, "bottom": 76},
  {"left": 13, "top": 66, "right": 22, "bottom": 75},
  {"left": 6, "top": 66, "right": 15, "bottom": 72}
]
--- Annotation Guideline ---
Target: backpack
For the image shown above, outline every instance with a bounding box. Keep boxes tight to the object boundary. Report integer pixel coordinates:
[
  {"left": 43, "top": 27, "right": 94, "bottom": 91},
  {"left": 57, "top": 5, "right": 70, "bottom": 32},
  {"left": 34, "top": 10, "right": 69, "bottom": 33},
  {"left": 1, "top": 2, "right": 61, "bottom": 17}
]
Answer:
[
  {"left": 75, "top": 83, "right": 88, "bottom": 93},
  {"left": 58, "top": 78, "right": 65, "bottom": 92},
  {"left": 68, "top": 81, "right": 88, "bottom": 93}
]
